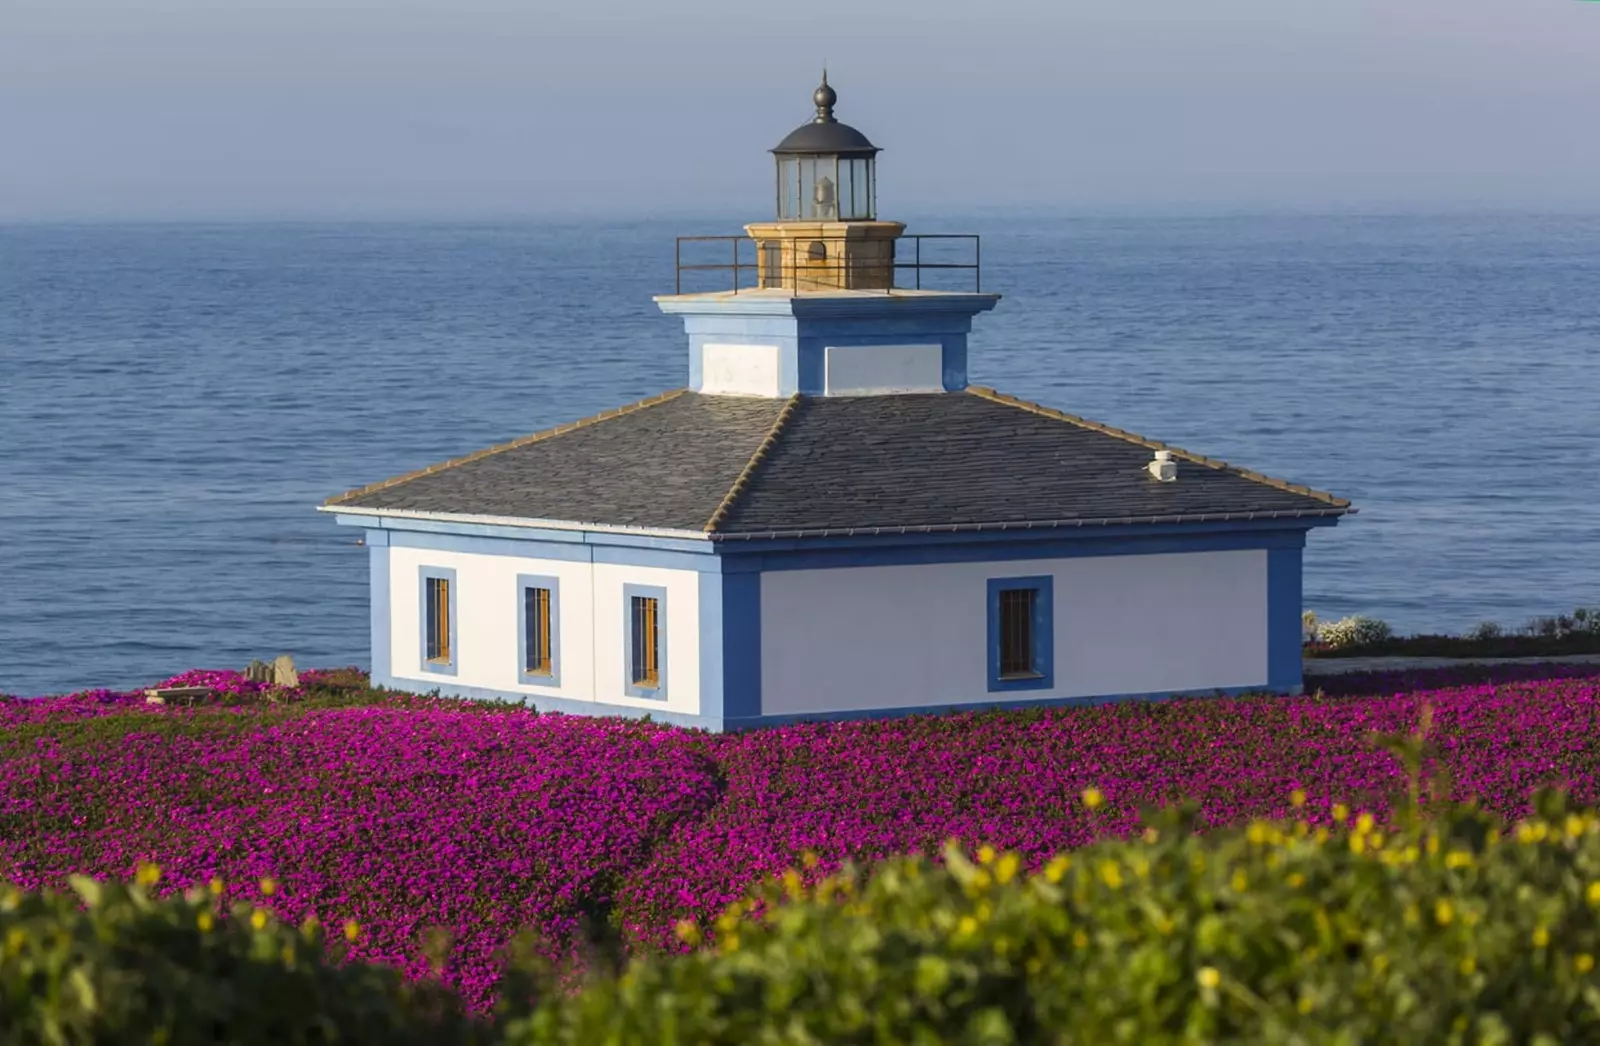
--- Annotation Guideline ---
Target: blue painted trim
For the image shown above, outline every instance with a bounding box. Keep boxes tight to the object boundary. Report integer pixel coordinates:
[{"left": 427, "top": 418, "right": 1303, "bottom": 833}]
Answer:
[
  {"left": 697, "top": 573, "right": 725, "bottom": 721},
  {"left": 370, "top": 529, "right": 721, "bottom": 571},
  {"left": 390, "top": 530, "right": 592, "bottom": 561},
  {"left": 591, "top": 545, "right": 723, "bottom": 573},
  {"left": 516, "top": 574, "right": 562, "bottom": 688},
  {"left": 327, "top": 513, "right": 717, "bottom": 555},
  {"left": 418, "top": 565, "right": 459, "bottom": 677},
  {"left": 986, "top": 575, "right": 1055, "bottom": 692},
  {"left": 1267, "top": 546, "right": 1304, "bottom": 693},
  {"left": 362, "top": 528, "right": 390, "bottom": 546},
  {"left": 942, "top": 339, "right": 968, "bottom": 391},
  {"left": 622, "top": 583, "right": 669, "bottom": 701},
  {"left": 720, "top": 572, "right": 762, "bottom": 721},
  {"left": 716, "top": 525, "right": 1314, "bottom": 574},
  {"left": 369, "top": 544, "right": 390, "bottom": 678},
  {"left": 372, "top": 673, "right": 723, "bottom": 732}
]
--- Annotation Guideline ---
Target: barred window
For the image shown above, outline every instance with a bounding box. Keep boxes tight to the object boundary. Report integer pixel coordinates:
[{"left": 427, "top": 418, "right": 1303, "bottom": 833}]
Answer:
[
  {"left": 630, "top": 594, "right": 660, "bottom": 688},
  {"left": 425, "top": 576, "right": 451, "bottom": 664},
  {"left": 997, "top": 587, "right": 1038, "bottom": 678},
  {"left": 524, "top": 586, "right": 552, "bottom": 676}
]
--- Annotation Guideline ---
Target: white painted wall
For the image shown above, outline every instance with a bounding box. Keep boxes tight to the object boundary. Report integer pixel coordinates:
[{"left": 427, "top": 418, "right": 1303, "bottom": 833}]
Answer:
[
  {"left": 759, "top": 550, "right": 1269, "bottom": 716},
  {"left": 700, "top": 343, "right": 782, "bottom": 396},
  {"left": 824, "top": 343, "right": 944, "bottom": 395},
  {"left": 385, "top": 545, "right": 702, "bottom": 715}
]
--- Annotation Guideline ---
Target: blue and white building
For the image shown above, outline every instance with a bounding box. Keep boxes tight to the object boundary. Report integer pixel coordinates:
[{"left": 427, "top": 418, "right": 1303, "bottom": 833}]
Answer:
[{"left": 320, "top": 76, "right": 1354, "bottom": 730}]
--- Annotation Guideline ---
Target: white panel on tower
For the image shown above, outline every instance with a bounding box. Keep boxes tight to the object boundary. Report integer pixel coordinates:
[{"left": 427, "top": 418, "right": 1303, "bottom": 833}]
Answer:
[
  {"left": 824, "top": 343, "right": 945, "bottom": 395},
  {"left": 700, "top": 343, "right": 783, "bottom": 397}
]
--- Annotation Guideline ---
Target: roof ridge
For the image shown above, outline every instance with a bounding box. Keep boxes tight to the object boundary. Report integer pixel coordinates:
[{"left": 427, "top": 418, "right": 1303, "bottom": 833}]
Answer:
[
  {"left": 964, "top": 385, "right": 1352, "bottom": 511},
  {"left": 323, "top": 388, "right": 691, "bottom": 507},
  {"left": 703, "top": 393, "right": 803, "bottom": 533}
]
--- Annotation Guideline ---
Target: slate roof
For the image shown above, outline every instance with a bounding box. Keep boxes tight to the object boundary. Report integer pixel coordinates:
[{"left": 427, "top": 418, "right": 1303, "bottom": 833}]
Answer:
[{"left": 324, "top": 387, "right": 1354, "bottom": 538}]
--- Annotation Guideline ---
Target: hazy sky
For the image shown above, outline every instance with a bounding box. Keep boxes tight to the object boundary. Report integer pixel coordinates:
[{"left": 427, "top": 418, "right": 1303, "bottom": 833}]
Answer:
[{"left": 3, "top": 0, "right": 1598, "bottom": 219}]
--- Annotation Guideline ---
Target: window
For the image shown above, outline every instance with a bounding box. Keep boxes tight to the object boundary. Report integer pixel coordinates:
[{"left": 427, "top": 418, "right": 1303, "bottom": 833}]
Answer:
[
  {"left": 998, "top": 589, "right": 1037, "bottom": 678},
  {"left": 517, "top": 575, "right": 560, "bottom": 686},
  {"left": 631, "top": 596, "right": 659, "bottom": 685},
  {"left": 419, "top": 567, "right": 457, "bottom": 676},
  {"left": 986, "top": 576, "right": 1053, "bottom": 692},
  {"left": 623, "top": 584, "right": 668, "bottom": 699}
]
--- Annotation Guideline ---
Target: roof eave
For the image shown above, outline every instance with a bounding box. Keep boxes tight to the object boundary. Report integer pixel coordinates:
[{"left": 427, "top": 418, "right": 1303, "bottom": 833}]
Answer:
[
  {"left": 317, "top": 505, "right": 714, "bottom": 543},
  {"left": 707, "top": 507, "right": 1354, "bottom": 542}
]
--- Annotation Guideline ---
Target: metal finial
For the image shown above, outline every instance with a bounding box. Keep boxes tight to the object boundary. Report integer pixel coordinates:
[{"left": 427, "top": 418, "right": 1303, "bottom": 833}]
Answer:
[{"left": 813, "top": 69, "right": 837, "bottom": 123}]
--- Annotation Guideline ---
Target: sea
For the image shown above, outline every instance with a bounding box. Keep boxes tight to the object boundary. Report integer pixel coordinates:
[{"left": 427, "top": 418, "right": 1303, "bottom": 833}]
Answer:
[{"left": 2, "top": 214, "right": 1597, "bottom": 697}]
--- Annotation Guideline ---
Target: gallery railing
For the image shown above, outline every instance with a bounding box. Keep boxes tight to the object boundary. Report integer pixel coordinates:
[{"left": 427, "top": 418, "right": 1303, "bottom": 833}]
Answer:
[{"left": 673, "top": 234, "right": 981, "bottom": 295}]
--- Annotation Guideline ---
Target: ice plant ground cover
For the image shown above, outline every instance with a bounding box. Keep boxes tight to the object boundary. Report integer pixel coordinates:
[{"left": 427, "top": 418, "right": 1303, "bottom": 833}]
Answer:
[{"left": 5, "top": 663, "right": 1600, "bottom": 1009}]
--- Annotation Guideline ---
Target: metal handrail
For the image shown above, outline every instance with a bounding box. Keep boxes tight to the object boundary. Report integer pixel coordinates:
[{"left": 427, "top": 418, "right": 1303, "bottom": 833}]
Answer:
[{"left": 673, "top": 233, "right": 981, "bottom": 294}]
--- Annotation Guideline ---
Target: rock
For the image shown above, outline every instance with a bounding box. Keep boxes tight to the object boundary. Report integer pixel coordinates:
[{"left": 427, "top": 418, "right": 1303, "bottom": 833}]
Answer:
[
  {"left": 243, "top": 659, "right": 273, "bottom": 684},
  {"left": 272, "top": 654, "right": 298, "bottom": 688}
]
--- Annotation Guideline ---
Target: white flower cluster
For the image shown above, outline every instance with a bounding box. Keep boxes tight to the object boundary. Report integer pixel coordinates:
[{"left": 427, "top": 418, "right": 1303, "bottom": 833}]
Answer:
[{"left": 1304, "top": 612, "right": 1393, "bottom": 649}]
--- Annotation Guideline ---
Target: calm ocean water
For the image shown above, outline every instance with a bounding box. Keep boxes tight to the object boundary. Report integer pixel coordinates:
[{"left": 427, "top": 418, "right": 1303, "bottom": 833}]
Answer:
[{"left": 2, "top": 215, "right": 1597, "bottom": 697}]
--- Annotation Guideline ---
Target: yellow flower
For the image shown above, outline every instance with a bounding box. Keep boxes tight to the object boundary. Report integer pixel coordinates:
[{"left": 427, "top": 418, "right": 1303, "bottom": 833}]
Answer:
[
  {"left": 801, "top": 850, "right": 819, "bottom": 869},
  {"left": 1533, "top": 926, "right": 1550, "bottom": 948},
  {"left": 1142, "top": 827, "right": 1160, "bottom": 844},
  {"left": 208, "top": 877, "right": 224, "bottom": 896},
  {"left": 1043, "top": 856, "right": 1070, "bottom": 884},
  {"left": 343, "top": 920, "right": 360, "bottom": 942},
  {"left": 1081, "top": 787, "right": 1104, "bottom": 811},
  {"left": 722, "top": 932, "right": 740, "bottom": 953},
  {"left": 995, "top": 852, "right": 1020, "bottom": 885},
  {"left": 1577, "top": 953, "right": 1596, "bottom": 975},
  {"left": 1287, "top": 872, "right": 1306, "bottom": 889},
  {"left": 1586, "top": 881, "right": 1600, "bottom": 907},
  {"left": 1369, "top": 832, "right": 1385, "bottom": 850},
  {"left": 1332, "top": 803, "right": 1349, "bottom": 824},
  {"left": 1231, "top": 869, "right": 1249, "bottom": 892},
  {"left": 196, "top": 912, "right": 214, "bottom": 932},
  {"left": 1349, "top": 834, "right": 1366, "bottom": 856},
  {"left": 956, "top": 916, "right": 978, "bottom": 936},
  {"left": 135, "top": 863, "right": 162, "bottom": 887},
  {"left": 675, "top": 920, "right": 702, "bottom": 945},
  {"left": 977, "top": 844, "right": 996, "bottom": 866},
  {"left": 1459, "top": 956, "right": 1476, "bottom": 976},
  {"left": 1197, "top": 966, "right": 1221, "bottom": 989},
  {"left": 259, "top": 877, "right": 277, "bottom": 897},
  {"left": 1297, "top": 994, "right": 1315, "bottom": 1014},
  {"left": 1247, "top": 822, "right": 1268, "bottom": 845},
  {"left": 1435, "top": 899, "right": 1454, "bottom": 926},
  {"left": 1567, "top": 815, "right": 1587, "bottom": 840},
  {"left": 1098, "top": 861, "right": 1123, "bottom": 890},
  {"left": 1290, "top": 789, "right": 1307, "bottom": 808},
  {"left": 1072, "top": 930, "right": 1088, "bottom": 949},
  {"left": 1355, "top": 812, "right": 1375, "bottom": 835},
  {"left": 1445, "top": 850, "right": 1473, "bottom": 869},
  {"left": 249, "top": 910, "right": 268, "bottom": 930}
]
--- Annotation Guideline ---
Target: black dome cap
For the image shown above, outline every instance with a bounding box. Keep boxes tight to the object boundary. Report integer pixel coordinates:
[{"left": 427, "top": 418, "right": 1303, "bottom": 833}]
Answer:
[{"left": 771, "top": 72, "right": 880, "bottom": 157}]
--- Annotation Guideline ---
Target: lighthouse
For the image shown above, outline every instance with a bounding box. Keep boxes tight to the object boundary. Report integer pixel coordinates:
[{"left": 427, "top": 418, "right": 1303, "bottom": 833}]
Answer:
[{"left": 321, "top": 76, "right": 1353, "bottom": 730}]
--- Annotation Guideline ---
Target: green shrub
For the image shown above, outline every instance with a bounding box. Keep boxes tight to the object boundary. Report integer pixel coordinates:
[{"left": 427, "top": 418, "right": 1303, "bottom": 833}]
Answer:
[
  {"left": 0, "top": 869, "right": 485, "bottom": 1045},
  {"left": 506, "top": 793, "right": 1600, "bottom": 1045}
]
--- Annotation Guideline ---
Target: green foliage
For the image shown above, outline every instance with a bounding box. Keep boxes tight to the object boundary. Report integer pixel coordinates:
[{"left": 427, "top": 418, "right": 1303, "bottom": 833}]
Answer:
[
  {"left": 0, "top": 871, "right": 486, "bottom": 1046},
  {"left": 1304, "top": 606, "right": 1600, "bottom": 658},
  {"left": 506, "top": 795, "right": 1600, "bottom": 1045}
]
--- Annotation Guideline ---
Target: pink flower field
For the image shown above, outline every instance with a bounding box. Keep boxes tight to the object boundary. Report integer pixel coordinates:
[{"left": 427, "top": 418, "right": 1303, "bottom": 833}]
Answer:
[{"left": 5, "top": 663, "right": 1600, "bottom": 1008}]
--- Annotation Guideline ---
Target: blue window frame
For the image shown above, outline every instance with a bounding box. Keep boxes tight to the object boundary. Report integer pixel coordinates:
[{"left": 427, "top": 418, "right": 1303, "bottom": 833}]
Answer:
[
  {"left": 419, "top": 566, "right": 458, "bottom": 677},
  {"left": 517, "top": 574, "right": 561, "bottom": 687},
  {"left": 986, "top": 575, "right": 1053, "bottom": 692},
  {"left": 622, "top": 583, "right": 668, "bottom": 700}
]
